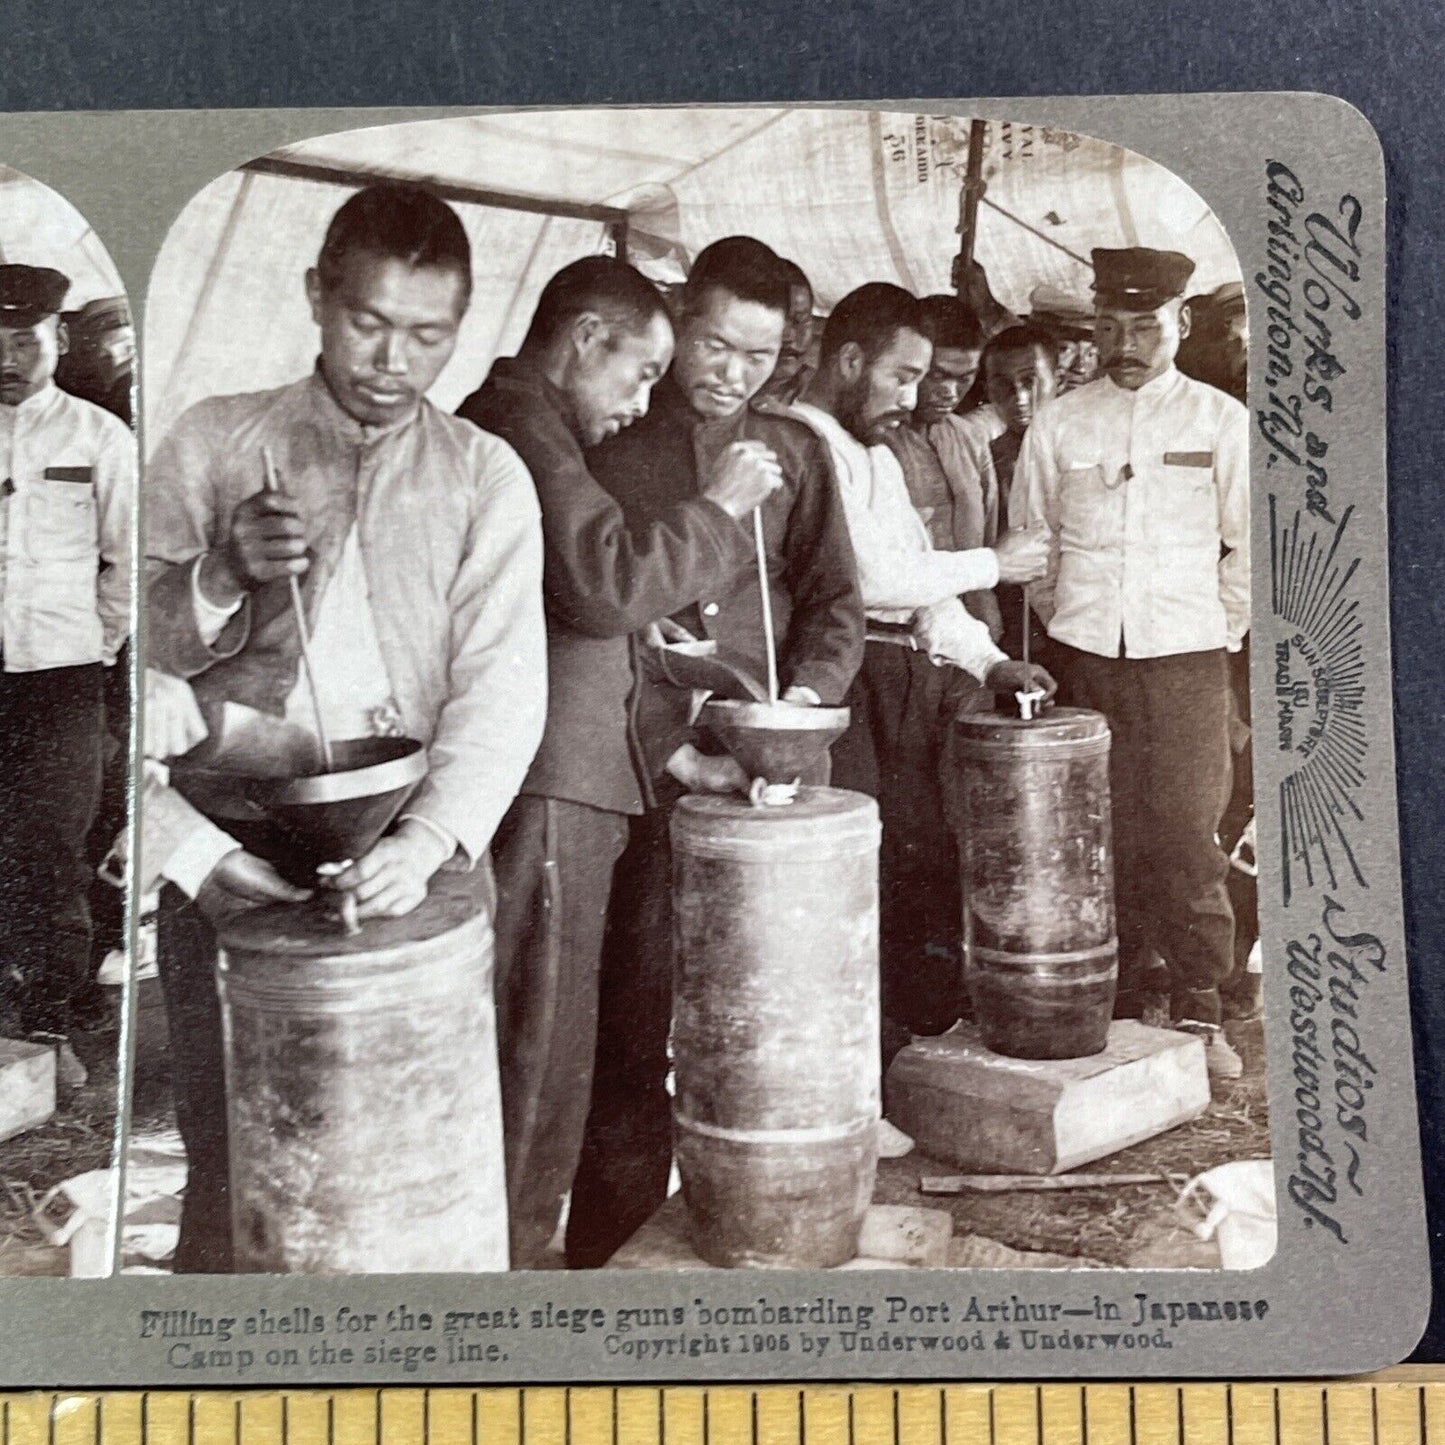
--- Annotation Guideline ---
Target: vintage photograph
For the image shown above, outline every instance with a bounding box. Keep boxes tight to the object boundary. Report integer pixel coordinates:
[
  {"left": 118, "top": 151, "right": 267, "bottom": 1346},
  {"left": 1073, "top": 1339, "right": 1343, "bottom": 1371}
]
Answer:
[
  {"left": 0, "top": 162, "right": 135, "bottom": 1276},
  {"left": 127, "top": 107, "right": 1270, "bottom": 1278}
]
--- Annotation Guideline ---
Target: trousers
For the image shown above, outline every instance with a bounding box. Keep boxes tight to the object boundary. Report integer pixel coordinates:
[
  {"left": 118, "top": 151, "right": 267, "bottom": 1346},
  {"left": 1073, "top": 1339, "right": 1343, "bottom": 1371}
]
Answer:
[
  {"left": 155, "top": 884, "right": 234, "bottom": 1272},
  {"left": 830, "top": 640, "right": 964, "bottom": 1038},
  {"left": 1053, "top": 643, "right": 1236, "bottom": 1024},
  {"left": 0, "top": 663, "right": 103, "bottom": 1036},
  {"left": 564, "top": 798, "right": 678, "bottom": 1268},
  {"left": 491, "top": 795, "right": 630, "bottom": 1269}
]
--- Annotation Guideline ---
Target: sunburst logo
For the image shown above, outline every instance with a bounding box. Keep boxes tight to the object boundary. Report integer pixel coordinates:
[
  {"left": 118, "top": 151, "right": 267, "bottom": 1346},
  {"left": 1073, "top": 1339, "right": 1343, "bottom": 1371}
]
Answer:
[{"left": 1269, "top": 498, "right": 1367, "bottom": 904}]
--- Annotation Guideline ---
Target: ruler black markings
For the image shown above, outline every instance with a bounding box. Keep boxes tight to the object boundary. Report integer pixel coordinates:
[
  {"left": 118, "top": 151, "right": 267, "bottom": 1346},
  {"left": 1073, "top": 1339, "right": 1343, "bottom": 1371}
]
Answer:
[{"left": 4, "top": 1383, "right": 1445, "bottom": 1445}]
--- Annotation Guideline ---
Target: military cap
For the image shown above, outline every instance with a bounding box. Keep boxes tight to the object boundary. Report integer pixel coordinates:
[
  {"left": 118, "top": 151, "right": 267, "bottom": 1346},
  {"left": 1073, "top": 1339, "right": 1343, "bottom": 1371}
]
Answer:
[
  {"left": 70, "top": 295, "right": 131, "bottom": 332},
  {"left": 1091, "top": 248, "right": 1196, "bottom": 311},
  {"left": 1210, "top": 280, "right": 1246, "bottom": 316},
  {"left": 1027, "top": 283, "right": 1096, "bottom": 339},
  {"left": 0, "top": 265, "right": 70, "bottom": 327},
  {"left": 1028, "top": 283, "right": 1092, "bottom": 324}
]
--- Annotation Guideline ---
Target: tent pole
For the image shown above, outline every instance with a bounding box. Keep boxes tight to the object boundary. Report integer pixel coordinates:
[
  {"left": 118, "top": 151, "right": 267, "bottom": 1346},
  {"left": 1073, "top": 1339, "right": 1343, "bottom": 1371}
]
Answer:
[
  {"left": 607, "top": 218, "right": 629, "bottom": 263},
  {"left": 952, "top": 118, "right": 988, "bottom": 295}
]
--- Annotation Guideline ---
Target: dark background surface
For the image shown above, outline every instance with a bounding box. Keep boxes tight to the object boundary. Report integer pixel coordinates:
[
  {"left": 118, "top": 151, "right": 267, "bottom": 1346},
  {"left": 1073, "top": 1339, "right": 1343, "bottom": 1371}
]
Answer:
[{"left": 5, "top": 0, "right": 1443, "bottom": 1360}]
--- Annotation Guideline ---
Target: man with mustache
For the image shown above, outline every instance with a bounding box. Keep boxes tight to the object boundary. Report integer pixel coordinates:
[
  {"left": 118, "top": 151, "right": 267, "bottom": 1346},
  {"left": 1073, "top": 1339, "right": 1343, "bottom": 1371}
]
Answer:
[
  {"left": 456, "top": 255, "right": 781, "bottom": 1269},
  {"left": 790, "top": 282, "right": 1054, "bottom": 1046},
  {"left": 144, "top": 182, "right": 547, "bottom": 1269},
  {"left": 564, "top": 235, "right": 864, "bottom": 1268},
  {"left": 1012, "top": 247, "right": 1249, "bottom": 1081},
  {"left": 0, "top": 264, "right": 133, "bottom": 1072}
]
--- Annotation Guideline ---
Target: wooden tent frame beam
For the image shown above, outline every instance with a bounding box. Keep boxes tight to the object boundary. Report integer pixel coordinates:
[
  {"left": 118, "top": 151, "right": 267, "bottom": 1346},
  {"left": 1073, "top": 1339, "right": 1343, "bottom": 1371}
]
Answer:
[{"left": 241, "top": 156, "right": 630, "bottom": 255}]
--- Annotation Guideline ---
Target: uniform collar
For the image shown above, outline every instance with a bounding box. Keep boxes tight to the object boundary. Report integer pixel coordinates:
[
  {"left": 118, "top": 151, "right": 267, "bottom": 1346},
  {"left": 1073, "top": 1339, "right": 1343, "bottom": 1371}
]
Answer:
[
  {"left": 487, "top": 354, "right": 587, "bottom": 444},
  {"left": 1105, "top": 365, "right": 1183, "bottom": 402},
  {"left": 0, "top": 380, "right": 61, "bottom": 421}
]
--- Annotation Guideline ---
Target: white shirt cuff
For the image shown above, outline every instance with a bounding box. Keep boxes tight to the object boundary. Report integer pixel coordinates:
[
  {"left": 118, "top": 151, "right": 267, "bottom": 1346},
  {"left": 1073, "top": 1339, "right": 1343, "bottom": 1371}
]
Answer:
[
  {"left": 969, "top": 643, "right": 1011, "bottom": 684},
  {"left": 161, "top": 817, "right": 239, "bottom": 900},
  {"left": 398, "top": 812, "right": 460, "bottom": 864},
  {"left": 971, "top": 549, "right": 1001, "bottom": 590},
  {"left": 915, "top": 601, "right": 1008, "bottom": 682},
  {"left": 191, "top": 556, "right": 245, "bottom": 647}
]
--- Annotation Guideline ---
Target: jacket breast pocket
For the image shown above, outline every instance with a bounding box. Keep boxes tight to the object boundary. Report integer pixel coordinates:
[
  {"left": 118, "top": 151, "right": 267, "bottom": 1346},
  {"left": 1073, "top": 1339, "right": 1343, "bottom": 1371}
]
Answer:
[
  {"left": 24, "top": 479, "right": 98, "bottom": 563},
  {"left": 1151, "top": 465, "right": 1217, "bottom": 546},
  {"left": 1057, "top": 462, "right": 1113, "bottom": 551}
]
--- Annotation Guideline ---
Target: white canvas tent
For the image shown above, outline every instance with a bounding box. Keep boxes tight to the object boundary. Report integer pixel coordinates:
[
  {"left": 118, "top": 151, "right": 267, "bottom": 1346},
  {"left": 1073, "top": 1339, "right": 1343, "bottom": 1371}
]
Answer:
[
  {"left": 0, "top": 165, "right": 126, "bottom": 310},
  {"left": 144, "top": 108, "right": 1243, "bottom": 442}
]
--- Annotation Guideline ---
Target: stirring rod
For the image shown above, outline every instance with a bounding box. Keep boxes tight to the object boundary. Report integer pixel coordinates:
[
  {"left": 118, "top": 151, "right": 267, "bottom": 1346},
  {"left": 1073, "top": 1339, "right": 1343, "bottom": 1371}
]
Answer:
[
  {"left": 261, "top": 445, "right": 334, "bottom": 773},
  {"left": 753, "top": 506, "right": 780, "bottom": 705}
]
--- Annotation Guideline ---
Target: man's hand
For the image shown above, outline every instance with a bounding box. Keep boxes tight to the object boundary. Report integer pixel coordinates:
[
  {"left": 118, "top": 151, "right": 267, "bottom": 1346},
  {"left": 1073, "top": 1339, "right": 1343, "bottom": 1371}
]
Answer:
[
  {"left": 966, "top": 592, "right": 1005, "bottom": 644},
  {"left": 701, "top": 440, "right": 784, "bottom": 520},
  {"left": 145, "top": 669, "right": 209, "bottom": 759},
  {"left": 984, "top": 660, "right": 1058, "bottom": 700},
  {"left": 781, "top": 684, "right": 821, "bottom": 706},
  {"left": 196, "top": 848, "right": 313, "bottom": 921},
  {"left": 955, "top": 257, "right": 1015, "bottom": 331},
  {"left": 198, "top": 488, "right": 310, "bottom": 606},
  {"left": 321, "top": 819, "right": 453, "bottom": 921},
  {"left": 665, "top": 742, "right": 748, "bottom": 794},
  {"left": 992, "top": 528, "right": 1050, "bottom": 585}
]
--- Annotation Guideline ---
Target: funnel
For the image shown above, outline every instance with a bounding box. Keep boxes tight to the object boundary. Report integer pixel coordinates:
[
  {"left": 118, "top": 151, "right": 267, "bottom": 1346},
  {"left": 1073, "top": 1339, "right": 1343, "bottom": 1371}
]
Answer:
[
  {"left": 700, "top": 700, "right": 850, "bottom": 784},
  {"left": 171, "top": 736, "right": 427, "bottom": 887}
]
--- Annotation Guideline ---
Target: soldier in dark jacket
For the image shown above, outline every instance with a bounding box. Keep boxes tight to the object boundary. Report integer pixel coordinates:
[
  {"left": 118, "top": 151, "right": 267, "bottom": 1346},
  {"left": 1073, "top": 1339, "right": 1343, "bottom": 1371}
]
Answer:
[
  {"left": 565, "top": 236, "right": 865, "bottom": 1268},
  {"left": 457, "top": 256, "right": 785, "bottom": 1268}
]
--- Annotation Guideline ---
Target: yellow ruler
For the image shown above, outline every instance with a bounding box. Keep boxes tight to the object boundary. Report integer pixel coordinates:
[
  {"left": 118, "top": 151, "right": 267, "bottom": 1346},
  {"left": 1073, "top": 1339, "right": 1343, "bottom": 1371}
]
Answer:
[{"left": 4, "top": 1375, "right": 1445, "bottom": 1445}]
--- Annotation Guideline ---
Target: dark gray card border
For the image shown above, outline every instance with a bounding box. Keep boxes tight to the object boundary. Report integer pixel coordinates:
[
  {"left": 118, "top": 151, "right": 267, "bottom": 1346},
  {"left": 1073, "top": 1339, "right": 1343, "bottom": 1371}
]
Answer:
[{"left": 0, "top": 93, "right": 1421, "bottom": 1383}]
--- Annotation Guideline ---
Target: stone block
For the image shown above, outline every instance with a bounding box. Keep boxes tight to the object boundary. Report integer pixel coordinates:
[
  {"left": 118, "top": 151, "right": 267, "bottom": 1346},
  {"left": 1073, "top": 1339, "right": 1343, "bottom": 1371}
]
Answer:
[
  {"left": 885, "top": 1020, "right": 1209, "bottom": 1175},
  {"left": 0, "top": 1038, "right": 56, "bottom": 1144},
  {"left": 855, "top": 1204, "right": 952, "bottom": 1266}
]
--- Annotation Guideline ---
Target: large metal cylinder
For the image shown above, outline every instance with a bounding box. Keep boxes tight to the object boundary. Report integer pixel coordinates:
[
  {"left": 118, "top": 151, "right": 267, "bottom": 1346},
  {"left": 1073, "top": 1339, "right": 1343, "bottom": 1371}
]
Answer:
[
  {"left": 670, "top": 787, "right": 881, "bottom": 1268},
  {"left": 215, "top": 870, "right": 507, "bottom": 1273},
  {"left": 946, "top": 707, "right": 1117, "bottom": 1060}
]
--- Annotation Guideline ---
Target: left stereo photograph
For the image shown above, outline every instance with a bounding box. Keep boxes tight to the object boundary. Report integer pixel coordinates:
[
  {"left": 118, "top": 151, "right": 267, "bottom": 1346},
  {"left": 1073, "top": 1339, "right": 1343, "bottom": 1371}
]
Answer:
[{"left": 0, "top": 161, "right": 136, "bottom": 1277}]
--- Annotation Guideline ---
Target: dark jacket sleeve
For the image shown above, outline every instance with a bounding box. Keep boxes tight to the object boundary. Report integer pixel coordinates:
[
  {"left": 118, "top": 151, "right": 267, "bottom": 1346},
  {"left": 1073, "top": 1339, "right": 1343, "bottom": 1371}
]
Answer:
[
  {"left": 778, "top": 431, "right": 866, "bottom": 703},
  {"left": 460, "top": 392, "right": 753, "bottom": 639},
  {"left": 631, "top": 639, "right": 700, "bottom": 785}
]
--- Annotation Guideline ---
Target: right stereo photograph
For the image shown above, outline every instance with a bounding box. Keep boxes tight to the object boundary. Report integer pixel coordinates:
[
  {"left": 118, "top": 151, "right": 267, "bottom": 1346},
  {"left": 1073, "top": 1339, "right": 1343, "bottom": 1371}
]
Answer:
[{"left": 124, "top": 106, "right": 1269, "bottom": 1283}]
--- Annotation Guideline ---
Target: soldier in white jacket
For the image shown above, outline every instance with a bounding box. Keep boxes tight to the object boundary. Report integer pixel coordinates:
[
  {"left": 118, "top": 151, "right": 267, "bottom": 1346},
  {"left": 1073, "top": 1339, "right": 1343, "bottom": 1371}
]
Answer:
[
  {"left": 0, "top": 265, "right": 133, "bottom": 1051},
  {"left": 1012, "top": 248, "right": 1250, "bottom": 1079}
]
